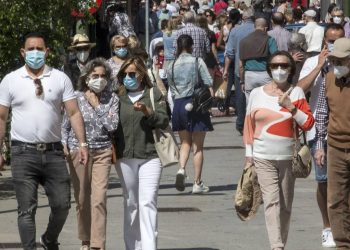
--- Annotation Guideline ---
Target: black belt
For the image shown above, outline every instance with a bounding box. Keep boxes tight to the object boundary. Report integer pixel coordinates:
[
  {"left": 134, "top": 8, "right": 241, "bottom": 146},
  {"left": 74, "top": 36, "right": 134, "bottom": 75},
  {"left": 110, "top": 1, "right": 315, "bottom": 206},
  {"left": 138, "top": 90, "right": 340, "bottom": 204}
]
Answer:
[{"left": 11, "top": 141, "right": 63, "bottom": 151}]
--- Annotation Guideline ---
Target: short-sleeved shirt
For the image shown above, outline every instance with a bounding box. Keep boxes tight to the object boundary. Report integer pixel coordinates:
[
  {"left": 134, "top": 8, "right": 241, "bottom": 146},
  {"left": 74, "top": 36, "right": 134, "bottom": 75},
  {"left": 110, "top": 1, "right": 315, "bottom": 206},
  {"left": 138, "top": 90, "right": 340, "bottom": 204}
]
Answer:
[{"left": 0, "top": 65, "right": 76, "bottom": 143}]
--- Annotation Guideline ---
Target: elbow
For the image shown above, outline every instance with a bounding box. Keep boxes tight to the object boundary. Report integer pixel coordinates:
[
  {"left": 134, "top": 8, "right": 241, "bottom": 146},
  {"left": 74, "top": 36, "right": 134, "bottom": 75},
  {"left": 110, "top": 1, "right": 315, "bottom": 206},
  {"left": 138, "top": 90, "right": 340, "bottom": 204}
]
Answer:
[{"left": 300, "top": 116, "right": 315, "bottom": 131}]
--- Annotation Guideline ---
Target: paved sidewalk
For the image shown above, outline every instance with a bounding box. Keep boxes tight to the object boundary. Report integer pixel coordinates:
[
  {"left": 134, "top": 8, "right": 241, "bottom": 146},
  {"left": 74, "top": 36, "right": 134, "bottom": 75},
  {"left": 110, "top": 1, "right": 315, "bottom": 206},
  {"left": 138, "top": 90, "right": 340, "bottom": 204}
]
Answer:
[{"left": 0, "top": 116, "right": 328, "bottom": 250}]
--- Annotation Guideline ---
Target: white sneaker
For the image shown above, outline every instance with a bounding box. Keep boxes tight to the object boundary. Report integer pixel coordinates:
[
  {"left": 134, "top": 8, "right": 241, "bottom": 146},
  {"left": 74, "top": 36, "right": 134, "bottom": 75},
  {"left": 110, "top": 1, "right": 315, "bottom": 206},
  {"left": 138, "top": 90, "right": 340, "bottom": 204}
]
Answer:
[
  {"left": 175, "top": 168, "right": 186, "bottom": 191},
  {"left": 80, "top": 245, "right": 90, "bottom": 250},
  {"left": 322, "top": 228, "right": 336, "bottom": 248},
  {"left": 192, "top": 181, "right": 210, "bottom": 194}
]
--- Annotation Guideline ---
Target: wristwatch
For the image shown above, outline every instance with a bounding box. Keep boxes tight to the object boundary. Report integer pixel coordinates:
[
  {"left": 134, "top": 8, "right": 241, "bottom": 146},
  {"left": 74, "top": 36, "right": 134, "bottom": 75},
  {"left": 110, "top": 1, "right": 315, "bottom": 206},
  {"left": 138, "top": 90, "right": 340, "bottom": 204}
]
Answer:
[
  {"left": 290, "top": 106, "right": 298, "bottom": 115},
  {"left": 79, "top": 142, "right": 88, "bottom": 148}
]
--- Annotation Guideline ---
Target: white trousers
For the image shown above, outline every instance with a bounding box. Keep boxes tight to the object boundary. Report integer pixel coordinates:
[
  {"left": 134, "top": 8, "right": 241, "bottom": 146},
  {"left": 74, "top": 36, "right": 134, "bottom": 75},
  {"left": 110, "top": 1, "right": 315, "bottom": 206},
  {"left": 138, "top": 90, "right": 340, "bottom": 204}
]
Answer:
[{"left": 115, "top": 158, "right": 162, "bottom": 250}]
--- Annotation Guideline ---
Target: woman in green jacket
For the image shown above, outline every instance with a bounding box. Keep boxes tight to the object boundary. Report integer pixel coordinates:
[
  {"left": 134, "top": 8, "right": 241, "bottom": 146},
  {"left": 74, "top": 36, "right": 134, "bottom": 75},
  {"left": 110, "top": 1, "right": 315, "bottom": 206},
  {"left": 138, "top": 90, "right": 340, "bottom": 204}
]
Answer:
[{"left": 115, "top": 56, "right": 169, "bottom": 250}]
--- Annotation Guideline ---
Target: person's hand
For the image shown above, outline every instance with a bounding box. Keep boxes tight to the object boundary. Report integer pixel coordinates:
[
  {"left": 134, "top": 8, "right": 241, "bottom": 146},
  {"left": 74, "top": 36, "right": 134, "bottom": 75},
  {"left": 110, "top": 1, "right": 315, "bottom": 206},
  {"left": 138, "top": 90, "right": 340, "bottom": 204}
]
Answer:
[
  {"left": 85, "top": 90, "right": 100, "bottom": 108},
  {"left": 134, "top": 101, "right": 153, "bottom": 117},
  {"left": 292, "top": 51, "right": 304, "bottom": 62},
  {"left": 278, "top": 89, "right": 294, "bottom": 111},
  {"left": 241, "top": 83, "right": 245, "bottom": 92},
  {"left": 245, "top": 157, "right": 253, "bottom": 164},
  {"left": 223, "top": 69, "right": 228, "bottom": 80},
  {"left": 315, "top": 148, "right": 326, "bottom": 167},
  {"left": 79, "top": 146, "right": 89, "bottom": 166},
  {"left": 0, "top": 154, "right": 5, "bottom": 171},
  {"left": 317, "top": 46, "right": 329, "bottom": 68},
  {"left": 63, "top": 144, "right": 69, "bottom": 157}
]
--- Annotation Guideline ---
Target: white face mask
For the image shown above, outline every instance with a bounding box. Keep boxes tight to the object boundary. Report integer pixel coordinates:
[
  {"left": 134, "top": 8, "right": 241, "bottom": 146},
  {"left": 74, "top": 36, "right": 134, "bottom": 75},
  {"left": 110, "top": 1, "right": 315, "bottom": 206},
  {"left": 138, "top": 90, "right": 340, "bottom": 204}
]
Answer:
[
  {"left": 334, "top": 65, "right": 350, "bottom": 79},
  {"left": 87, "top": 77, "right": 108, "bottom": 93},
  {"left": 333, "top": 16, "right": 343, "bottom": 24},
  {"left": 271, "top": 67, "right": 289, "bottom": 84},
  {"left": 76, "top": 50, "right": 90, "bottom": 63}
]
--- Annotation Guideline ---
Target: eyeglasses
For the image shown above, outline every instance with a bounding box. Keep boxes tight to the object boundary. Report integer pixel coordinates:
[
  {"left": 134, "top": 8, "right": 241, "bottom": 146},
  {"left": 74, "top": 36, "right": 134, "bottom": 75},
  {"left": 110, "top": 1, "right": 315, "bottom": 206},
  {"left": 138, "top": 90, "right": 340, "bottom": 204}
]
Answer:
[
  {"left": 124, "top": 72, "right": 136, "bottom": 78},
  {"left": 34, "top": 78, "right": 43, "bottom": 97},
  {"left": 90, "top": 73, "right": 107, "bottom": 79},
  {"left": 206, "top": 14, "right": 211, "bottom": 17},
  {"left": 270, "top": 63, "right": 290, "bottom": 70}
]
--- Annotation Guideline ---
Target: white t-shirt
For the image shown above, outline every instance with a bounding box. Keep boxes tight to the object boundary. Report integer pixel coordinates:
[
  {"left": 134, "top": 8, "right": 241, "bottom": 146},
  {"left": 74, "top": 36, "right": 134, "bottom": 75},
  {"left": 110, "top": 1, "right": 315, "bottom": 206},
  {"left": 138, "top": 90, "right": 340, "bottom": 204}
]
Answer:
[
  {"left": 0, "top": 65, "right": 76, "bottom": 143},
  {"left": 299, "top": 55, "right": 329, "bottom": 142}
]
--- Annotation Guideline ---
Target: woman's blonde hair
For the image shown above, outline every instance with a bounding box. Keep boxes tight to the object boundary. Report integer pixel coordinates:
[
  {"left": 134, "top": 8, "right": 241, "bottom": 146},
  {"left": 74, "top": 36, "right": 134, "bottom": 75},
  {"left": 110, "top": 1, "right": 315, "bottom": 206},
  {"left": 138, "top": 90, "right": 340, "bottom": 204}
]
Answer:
[
  {"left": 165, "top": 18, "right": 179, "bottom": 36},
  {"left": 128, "top": 34, "right": 141, "bottom": 50},
  {"left": 110, "top": 35, "right": 128, "bottom": 51},
  {"left": 116, "top": 56, "right": 153, "bottom": 95}
]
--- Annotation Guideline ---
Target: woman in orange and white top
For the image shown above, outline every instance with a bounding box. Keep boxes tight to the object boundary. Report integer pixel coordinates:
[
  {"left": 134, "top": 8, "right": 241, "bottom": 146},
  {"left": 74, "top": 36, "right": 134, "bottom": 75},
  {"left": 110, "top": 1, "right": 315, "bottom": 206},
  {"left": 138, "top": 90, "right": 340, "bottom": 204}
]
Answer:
[{"left": 243, "top": 51, "right": 314, "bottom": 250}]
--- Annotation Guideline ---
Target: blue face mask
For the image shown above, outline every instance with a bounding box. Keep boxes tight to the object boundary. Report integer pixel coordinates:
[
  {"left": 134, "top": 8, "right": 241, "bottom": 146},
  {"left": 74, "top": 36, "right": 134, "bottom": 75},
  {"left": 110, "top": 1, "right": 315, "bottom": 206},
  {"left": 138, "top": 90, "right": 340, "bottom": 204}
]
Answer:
[
  {"left": 123, "top": 75, "right": 139, "bottom": 90},
  {"left": 327, "top": 42, "right": 334, "bottom": 52},
  {"left": 114, "top": 48, "right": 128, "bottom": 58},
  {"left": 25, "top": 50, "right": 46, "bottom": 69}
]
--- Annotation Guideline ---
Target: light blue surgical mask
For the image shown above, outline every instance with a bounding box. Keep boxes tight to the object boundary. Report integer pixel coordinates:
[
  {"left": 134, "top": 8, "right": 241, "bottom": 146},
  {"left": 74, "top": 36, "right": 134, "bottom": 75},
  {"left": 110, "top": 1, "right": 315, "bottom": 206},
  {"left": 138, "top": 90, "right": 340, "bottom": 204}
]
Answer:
[
  {"left": 123, "top": 75, "right": 139, "bottom": 90},
  {"left": 25, "top": 50, "right": 46, "bottom": 69},
  {"left": 114, "top": 48, "right": 128, "bottom": 58},
  {"left": 327, "top": 42, "right": 334, "bottom": 52}
]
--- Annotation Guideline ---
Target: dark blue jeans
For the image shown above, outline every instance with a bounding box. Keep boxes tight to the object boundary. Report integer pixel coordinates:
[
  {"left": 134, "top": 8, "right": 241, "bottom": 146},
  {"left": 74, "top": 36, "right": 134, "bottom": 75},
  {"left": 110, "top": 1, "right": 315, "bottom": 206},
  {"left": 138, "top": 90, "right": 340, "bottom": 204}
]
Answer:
[
  {"left": 234, "top": 74, "right": 246, "bottom": 131},
  {"left": 11, "top": 145, "right": 71, "bottom": 250}
]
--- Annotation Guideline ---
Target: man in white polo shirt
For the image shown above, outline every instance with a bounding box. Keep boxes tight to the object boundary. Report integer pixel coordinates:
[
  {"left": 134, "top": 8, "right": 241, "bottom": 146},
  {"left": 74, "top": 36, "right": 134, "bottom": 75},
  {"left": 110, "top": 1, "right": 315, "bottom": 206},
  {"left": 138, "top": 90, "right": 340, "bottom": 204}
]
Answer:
[{"left": 0, "top": 32, "right": 88, "bottom": 250}]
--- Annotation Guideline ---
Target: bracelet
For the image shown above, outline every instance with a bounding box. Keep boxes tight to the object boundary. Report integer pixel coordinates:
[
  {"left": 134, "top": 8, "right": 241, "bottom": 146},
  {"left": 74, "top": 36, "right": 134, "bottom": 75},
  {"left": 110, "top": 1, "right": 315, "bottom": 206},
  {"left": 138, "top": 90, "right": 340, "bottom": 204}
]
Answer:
[
  {"left": 79, "top": 142, "right": 88, "bottom": 148},
  {"left": 290, "top": 106, "right": 297, "bottom": 115}
]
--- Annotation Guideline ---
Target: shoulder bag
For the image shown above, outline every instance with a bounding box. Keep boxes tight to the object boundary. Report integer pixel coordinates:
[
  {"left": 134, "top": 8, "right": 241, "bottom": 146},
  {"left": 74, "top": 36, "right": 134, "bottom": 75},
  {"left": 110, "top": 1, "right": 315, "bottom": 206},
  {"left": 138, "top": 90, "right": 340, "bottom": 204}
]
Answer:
[
  {"left": 291, "top": 116, "right": 312, "bottom": 178},
  {"left": 150, "top": 88, "right": 180, "bottom": 167}
]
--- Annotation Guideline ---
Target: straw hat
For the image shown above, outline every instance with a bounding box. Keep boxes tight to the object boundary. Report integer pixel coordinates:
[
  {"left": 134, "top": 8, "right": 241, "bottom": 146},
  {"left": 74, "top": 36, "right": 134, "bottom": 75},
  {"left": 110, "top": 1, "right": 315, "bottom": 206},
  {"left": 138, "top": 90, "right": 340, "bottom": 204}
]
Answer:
[
  {"left": 234, "top": 162, "right": 263, "bottom": 221},
  {"left": 68, "top": 34, "right": 96, "bottom": 50}
]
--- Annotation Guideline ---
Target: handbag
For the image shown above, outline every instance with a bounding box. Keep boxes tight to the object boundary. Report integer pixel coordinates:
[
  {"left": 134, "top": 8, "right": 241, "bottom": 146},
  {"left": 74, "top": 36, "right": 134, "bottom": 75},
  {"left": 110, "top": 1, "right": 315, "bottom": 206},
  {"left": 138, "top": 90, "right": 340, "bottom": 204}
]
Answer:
[
  {"left": 292, "top": 121, "right": 312, "bottom": 178},
  {"left": 150, "top": 88, "right": 180, "bottom": 167},
  {"left": 234, "top": 162, "right": 262, "bottom": 221},
  {"left": 171, "top": 57, "right": 213, "bottom": 114},
  {"left": 191, "top": 58, "right": 213, "bottom": 114}
]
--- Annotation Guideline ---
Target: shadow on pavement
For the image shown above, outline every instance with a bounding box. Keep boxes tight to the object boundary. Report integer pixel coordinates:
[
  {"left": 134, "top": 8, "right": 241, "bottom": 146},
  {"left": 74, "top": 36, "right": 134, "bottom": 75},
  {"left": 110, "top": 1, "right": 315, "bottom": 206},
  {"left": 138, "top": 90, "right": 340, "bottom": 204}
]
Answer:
[
  {"left": 203, "top": 145, "right": 244, "bottom": 150},
  {"left": 0, "top": 242, "right": 41, "bottom": 248},
  {"left": 159, "top": 248, "right": 220, "bottom": 250},
  {"left": 0, "top": 175, "right": 15, "bottom": 200}
]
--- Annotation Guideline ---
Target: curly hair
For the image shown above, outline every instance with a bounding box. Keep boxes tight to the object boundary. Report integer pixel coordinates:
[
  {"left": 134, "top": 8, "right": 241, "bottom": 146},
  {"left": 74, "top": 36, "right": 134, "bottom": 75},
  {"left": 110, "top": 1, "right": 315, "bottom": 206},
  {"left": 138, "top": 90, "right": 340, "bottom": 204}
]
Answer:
[{"left": 77, "top": 57, "right": 112, "bottom": 91}]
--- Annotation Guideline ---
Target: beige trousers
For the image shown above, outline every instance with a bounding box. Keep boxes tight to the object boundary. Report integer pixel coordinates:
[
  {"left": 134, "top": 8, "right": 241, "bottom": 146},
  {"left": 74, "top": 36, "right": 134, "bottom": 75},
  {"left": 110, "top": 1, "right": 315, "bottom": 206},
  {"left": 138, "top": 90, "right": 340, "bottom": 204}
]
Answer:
[
  {"left": 68, "top": 149, "right": 112, "bottom": 249},
  {"left": 254, "top": 157, "right": 295, "bottom": 249}
]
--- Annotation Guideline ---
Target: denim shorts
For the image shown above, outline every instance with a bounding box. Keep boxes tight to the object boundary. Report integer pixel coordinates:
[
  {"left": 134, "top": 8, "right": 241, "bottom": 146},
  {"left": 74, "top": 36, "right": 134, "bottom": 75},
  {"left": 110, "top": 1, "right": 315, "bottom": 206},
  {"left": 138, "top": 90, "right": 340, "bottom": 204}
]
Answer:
[{"left": 309, "top": 139, "right": 327, "bottom": 183}]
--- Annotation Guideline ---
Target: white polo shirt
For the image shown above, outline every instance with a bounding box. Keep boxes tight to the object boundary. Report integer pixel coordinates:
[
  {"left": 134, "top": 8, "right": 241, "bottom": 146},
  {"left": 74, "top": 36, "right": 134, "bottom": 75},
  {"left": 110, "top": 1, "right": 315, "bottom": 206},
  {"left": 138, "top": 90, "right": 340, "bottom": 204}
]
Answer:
[
  {"left": 299, "top": 55, "right": 330, "bottom": 142},
  {"left": 0, "top": 65, "right": 76, "bottom": 143}
]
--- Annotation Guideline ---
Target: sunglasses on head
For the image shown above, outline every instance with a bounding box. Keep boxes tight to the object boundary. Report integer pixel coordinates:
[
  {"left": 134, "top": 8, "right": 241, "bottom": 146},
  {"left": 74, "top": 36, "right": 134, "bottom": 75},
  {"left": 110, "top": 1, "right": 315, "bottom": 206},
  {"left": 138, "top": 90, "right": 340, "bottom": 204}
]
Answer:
[
  {"left": 34, "top": 78, "right": 43, "bottom": 97},
  {"left": 270, "top": 63, "right": 290, "bottom": 70}
]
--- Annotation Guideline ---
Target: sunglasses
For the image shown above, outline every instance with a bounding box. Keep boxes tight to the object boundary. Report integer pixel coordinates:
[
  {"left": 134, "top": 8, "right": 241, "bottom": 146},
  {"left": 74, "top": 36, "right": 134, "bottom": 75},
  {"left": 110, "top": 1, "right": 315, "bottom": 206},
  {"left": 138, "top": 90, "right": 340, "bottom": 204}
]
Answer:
[
  {"left": 34, "top": 78, "right": 43, "bottom": 97},
  {"left": 270, "top": 63, "right": 290, "bottom": 70},
  {"left": 124, "top": 72, "right": 136, "bottom": 78}
]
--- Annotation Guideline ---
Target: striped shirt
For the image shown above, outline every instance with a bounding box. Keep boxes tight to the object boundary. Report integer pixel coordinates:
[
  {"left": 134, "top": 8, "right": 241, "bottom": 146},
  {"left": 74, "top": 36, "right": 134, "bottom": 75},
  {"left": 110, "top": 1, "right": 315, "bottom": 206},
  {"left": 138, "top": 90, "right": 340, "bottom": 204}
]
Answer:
[{"left": 173, "top": 23, "right": 210, "bottom": 58}]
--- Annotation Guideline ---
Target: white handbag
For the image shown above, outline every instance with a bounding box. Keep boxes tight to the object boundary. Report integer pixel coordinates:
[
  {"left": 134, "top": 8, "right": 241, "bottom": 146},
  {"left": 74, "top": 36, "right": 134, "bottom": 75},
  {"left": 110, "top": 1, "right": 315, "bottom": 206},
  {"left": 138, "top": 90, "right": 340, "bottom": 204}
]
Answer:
[{"left": 150, "top": 88, "right": 180, "bottom": 167}]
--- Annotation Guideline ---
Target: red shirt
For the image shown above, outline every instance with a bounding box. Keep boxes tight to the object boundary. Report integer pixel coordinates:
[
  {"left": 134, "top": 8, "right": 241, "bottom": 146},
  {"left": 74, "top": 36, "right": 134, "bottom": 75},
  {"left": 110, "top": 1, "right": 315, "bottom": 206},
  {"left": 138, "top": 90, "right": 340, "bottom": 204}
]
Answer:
[
  {"left": 213, "top": 0, "right": 228, "bottom": 16},
  {"left": 292, "top": 0, "right": 307, "bottom": 8}
]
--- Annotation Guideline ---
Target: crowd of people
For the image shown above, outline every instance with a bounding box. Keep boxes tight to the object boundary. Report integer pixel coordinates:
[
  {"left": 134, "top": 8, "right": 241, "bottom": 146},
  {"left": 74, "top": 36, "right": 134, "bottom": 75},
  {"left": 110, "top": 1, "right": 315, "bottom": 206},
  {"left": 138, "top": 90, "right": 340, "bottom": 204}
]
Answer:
[{"left": 0, "top": 0, "right": 350, "bottom": 250}]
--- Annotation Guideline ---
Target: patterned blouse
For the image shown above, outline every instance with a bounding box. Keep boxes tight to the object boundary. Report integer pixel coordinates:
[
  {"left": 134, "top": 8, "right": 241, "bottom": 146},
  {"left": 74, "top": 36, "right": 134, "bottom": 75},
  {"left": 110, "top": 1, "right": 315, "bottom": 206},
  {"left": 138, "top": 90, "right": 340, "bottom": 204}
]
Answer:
[
  {"left": 107, "top": 57, "right": 124, "bottom": 91},
  {"left": 62, "top": 90, "right": 119, "bottom": 150}
]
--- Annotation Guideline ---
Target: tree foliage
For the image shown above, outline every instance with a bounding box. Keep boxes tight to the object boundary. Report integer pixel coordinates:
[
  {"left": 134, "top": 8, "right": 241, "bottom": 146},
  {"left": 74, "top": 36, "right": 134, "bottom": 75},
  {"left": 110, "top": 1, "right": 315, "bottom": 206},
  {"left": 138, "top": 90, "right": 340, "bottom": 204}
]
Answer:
[{"left": 0, "top": 0, "right": 95, "bottom": 80}]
